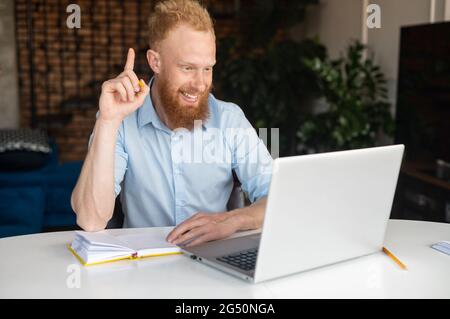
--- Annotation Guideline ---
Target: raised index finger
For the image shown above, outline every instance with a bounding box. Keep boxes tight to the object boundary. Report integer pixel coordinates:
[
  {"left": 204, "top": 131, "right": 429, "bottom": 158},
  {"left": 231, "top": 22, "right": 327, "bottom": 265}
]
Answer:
[{"left": 124, "top": 48, "right": 135, "bottom": 71}]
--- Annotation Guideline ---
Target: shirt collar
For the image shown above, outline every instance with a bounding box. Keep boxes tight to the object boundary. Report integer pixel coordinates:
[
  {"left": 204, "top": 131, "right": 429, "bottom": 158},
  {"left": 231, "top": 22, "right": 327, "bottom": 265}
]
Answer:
[{"left": 138, "top": 77, "right": 214, "bottom": 131}]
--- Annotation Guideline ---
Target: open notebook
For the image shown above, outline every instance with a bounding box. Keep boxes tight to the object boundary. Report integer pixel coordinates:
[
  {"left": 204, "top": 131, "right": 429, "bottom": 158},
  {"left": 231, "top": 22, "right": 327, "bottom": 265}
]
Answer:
[{"left": 68, "top": 229, "right": 182, "bottom": 266}]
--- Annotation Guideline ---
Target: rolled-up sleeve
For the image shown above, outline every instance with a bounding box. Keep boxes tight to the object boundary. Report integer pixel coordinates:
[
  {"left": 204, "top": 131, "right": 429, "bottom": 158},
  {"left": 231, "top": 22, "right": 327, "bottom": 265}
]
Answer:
[
  {"left": 88, "top": 116, "right": 128, "bottom": 197},
  {"left": 224, "top": 105, "right": 273, "bottom": 203}
]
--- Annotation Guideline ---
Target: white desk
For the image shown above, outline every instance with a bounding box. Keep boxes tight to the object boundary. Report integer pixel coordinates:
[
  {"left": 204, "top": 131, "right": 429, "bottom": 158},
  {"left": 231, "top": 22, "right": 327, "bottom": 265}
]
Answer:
[{"left": 0, "top": 220, "right": 448, "bottom": 298}]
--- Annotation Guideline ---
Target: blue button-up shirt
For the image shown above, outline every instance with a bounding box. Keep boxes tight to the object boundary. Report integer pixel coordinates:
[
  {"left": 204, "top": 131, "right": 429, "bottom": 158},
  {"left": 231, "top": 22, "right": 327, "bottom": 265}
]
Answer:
[{"left": 93, "top": 83, "right": 273, "bottom": 228}]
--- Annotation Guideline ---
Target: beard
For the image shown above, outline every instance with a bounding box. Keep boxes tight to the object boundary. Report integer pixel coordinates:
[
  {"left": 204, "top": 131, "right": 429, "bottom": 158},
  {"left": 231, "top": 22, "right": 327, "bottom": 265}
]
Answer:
[{"left": 156, "top": 75, "right": 211, "bottom": 130}]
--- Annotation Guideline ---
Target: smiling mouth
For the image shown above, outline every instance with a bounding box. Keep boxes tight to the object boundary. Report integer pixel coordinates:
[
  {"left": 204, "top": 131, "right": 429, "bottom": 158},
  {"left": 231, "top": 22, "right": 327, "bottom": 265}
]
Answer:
[{"left": 180, "top": 91, "right": 199, "bottom": 104}]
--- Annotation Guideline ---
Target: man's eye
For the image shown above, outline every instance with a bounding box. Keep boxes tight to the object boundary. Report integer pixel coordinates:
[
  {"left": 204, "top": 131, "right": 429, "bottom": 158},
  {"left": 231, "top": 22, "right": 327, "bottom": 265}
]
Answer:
[
  {"left": 183, "top": 66, "right": 193, "bottom": 71},
  {"left": 204, "top": 67, "right": 212, "bottom": 72}
]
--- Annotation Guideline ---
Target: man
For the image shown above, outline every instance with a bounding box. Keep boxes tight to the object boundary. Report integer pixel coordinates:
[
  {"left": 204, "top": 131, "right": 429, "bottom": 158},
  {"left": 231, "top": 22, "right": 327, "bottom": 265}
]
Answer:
[{"left": 71, "top": 0, "right": 272, "bottom": 247}]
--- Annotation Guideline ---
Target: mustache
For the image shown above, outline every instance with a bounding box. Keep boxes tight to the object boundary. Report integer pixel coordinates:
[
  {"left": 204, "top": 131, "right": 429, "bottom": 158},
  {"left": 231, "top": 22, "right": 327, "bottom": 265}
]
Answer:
[{"left": 179, "top": 83, "right": 214, "bottom": 96}]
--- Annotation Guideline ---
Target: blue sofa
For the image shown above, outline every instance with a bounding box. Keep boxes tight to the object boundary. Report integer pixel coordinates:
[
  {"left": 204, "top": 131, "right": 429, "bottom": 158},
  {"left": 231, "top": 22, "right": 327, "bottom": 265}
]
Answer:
[{"left": 0, "top": 143, "right": 82, "bottom": 238}]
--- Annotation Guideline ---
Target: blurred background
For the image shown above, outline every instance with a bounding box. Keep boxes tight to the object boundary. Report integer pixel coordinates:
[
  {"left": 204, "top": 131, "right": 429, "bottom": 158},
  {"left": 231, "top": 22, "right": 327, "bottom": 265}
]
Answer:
[{"left": 0, "top": 0, "right": 449, "bottom": 238}]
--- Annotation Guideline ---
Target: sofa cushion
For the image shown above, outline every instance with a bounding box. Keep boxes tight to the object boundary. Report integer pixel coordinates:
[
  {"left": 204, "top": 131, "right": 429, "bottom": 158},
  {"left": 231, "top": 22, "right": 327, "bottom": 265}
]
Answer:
[
  {"left": 0, "top": 186, "right": 45, "bottom": 238},
  {"left": 0, "top": 129, "right": 51, "bottom": 171},
  {"left": 44, "top": 187, "right": 76, "bottom": 227}
]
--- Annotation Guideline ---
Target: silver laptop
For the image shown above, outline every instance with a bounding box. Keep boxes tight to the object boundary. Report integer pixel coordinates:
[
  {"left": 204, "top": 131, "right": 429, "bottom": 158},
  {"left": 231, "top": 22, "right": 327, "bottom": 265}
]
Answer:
[{"left": 181, "top": 144, "right": 405, "bottom": 283}]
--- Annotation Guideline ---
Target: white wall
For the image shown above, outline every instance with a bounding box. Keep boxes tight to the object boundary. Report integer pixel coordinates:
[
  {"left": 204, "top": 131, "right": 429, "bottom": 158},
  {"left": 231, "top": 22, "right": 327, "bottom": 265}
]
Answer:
[
  {"left": 0, "top": 0, "right": 19, "bottom": 129},
  {"left": 303, "top": 0, "right": 363, "bottom": 59},
  {"left": 302, "top": 0, "right": 449, "bottom": 114}
]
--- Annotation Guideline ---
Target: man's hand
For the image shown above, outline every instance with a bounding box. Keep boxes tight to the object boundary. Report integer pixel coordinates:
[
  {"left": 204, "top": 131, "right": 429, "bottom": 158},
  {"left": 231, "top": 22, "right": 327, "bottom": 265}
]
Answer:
[
  {"left": 166, "top": 212, "right": 240, "bottom": 247},
  {"left": 166, "top": 197, "right": 268, "bottom": 247},
  {"left": 98, "top": 48, "right": 149, "bottom": 124}
]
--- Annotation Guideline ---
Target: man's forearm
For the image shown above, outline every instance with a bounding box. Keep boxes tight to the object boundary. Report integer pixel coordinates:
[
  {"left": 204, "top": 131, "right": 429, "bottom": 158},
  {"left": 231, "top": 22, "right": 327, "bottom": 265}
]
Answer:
[
  {"left": 228, "top": 196, "right": 267, "bottom": 231},
  {"left": 71, "top": 118, "right": 120, "bottom": 231}
]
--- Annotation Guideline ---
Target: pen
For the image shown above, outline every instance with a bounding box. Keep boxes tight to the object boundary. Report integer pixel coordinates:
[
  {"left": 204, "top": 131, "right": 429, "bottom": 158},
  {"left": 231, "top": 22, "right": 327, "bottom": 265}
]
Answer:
[
  {"left": 382, "top": 246, "right": 407, "bottom": 270},
  {"left": 138, "top": 79, "right": 146, "bottom": 90}
]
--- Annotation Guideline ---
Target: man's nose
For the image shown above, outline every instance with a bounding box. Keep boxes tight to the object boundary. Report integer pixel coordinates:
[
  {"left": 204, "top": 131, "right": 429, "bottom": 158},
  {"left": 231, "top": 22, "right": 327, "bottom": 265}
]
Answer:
[{"left": 192, "top": 70, "right": 207, "bottom": 93}]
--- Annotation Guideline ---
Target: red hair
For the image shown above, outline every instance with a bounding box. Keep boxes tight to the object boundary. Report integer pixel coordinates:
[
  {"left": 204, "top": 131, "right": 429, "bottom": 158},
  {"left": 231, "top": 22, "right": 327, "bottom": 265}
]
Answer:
[{"left": 148, "top": 0, "right": 215, "bottom": 49}]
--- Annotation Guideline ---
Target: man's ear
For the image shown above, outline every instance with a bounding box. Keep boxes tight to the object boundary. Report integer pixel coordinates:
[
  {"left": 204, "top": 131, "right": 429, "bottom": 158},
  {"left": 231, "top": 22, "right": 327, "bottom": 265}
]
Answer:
[{"left": 147, "top": 49, "right": 161, "bottom": 74}]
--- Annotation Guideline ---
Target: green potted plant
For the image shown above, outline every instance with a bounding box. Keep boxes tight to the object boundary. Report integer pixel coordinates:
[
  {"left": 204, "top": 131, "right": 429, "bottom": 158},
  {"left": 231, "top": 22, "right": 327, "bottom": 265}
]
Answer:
[{"left": 299, "top": 41, "right": 395, "bottom": 153}]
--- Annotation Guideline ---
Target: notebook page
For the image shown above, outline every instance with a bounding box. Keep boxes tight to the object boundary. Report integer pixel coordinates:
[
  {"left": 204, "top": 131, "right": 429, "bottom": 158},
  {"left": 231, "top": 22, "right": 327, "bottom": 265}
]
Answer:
[
  {"left": 74, "top": 247, "right": 132, "bottom": 265},
  {"left": 116, "top": 232, "right": 179, "bottom": 252},
  {"left": 71, "top": 232, "right": 134, "bottom": 264},
  {"left": 75, "top": 230, "right": 129, "bottom": 249}
]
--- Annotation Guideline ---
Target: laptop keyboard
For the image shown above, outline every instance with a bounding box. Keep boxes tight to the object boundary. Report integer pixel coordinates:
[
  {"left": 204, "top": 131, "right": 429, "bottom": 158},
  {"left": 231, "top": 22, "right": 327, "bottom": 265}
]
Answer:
[{"left": 216, "top": 248, "right": 258, "bottom": 271}]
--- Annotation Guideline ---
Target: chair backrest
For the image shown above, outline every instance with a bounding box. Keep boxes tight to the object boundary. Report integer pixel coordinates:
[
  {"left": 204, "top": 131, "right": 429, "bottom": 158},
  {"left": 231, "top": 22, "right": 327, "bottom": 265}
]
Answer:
[
  {"left": 226, "top": 171, "right": 246, "bottom": 210},
  {"left": 106, "top": 196, "right": 124, "bottom": 229}
]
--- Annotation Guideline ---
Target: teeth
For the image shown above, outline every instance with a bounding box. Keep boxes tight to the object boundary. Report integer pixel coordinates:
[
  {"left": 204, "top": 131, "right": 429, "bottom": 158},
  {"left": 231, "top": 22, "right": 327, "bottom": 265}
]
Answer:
[{"left": 181, "top": 92, "right": 198, "bottom": 101}]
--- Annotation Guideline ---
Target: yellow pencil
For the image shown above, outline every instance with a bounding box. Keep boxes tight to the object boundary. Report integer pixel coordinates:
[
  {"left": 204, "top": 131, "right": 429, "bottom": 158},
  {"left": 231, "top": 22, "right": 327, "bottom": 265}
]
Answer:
[
  {"left": 382, "top": 246, "right": 407, "bottom": 270},
  {"left": 138, "top": 79, "right": 146, "bottom": 90}
]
